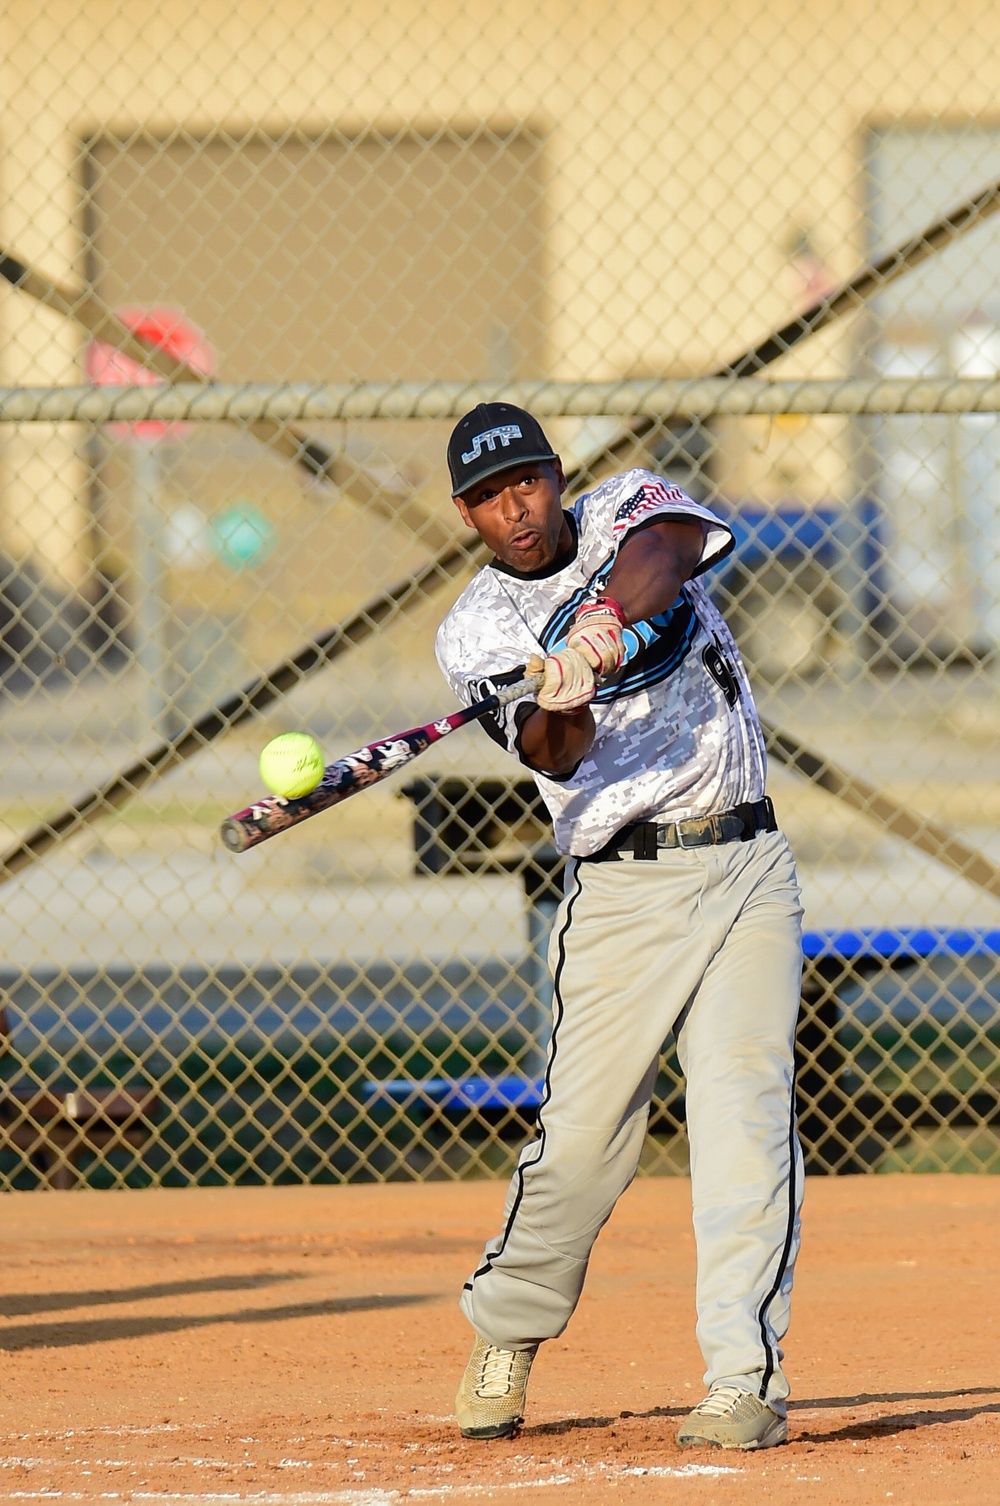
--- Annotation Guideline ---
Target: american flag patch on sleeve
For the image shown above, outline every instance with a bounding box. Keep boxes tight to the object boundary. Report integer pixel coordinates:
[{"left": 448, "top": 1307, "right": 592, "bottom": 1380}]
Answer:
[{"left": 612, "top": 478, "right": 692, "bottom": 536}]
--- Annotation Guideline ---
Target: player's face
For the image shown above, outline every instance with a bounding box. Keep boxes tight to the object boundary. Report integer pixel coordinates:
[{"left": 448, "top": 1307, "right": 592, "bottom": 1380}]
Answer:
[{"left": 453, "top": 460, "right": 571, "bottom": 573}]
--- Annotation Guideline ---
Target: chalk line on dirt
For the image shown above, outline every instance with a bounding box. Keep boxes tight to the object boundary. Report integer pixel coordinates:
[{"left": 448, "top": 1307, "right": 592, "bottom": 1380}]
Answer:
[{"left": 0, "top": 1454, "right": 743, "bottom": 1503}]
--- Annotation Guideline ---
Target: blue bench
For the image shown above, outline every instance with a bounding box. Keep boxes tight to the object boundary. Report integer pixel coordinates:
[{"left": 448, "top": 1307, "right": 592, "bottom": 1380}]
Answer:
[{"left": 364, "top": 927, "right": 1000, "bottom": 1132}]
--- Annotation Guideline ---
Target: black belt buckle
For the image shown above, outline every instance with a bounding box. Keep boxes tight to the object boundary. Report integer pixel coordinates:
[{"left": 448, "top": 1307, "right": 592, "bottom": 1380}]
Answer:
[{"left": 675, "top": 818, "right": 713, "bottom": 848}]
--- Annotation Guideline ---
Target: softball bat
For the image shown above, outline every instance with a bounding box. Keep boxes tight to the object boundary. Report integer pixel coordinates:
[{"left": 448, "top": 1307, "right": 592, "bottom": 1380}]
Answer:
[{"left": 219, "top": 671, "right": 543, "bottom": 854}]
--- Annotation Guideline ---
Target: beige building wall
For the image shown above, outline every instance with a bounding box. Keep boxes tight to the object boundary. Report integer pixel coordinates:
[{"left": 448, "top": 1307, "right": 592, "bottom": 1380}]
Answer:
[
  {"left": 3, "top": 0, "right": 1000, "bottom": 581},
  {"left": 0, "top": 7, "right": 90, "bottom": 584}
]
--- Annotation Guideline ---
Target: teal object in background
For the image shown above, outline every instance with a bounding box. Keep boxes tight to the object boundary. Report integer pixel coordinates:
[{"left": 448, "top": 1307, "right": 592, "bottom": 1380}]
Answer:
[{"left": 212, "top": 503, "right": 275, "bottom": 569}]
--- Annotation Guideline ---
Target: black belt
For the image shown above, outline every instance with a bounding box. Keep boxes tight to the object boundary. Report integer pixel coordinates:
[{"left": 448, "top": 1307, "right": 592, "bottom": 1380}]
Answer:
[{"left": 585, "top": 796, "right": 777, "bottom": 862}]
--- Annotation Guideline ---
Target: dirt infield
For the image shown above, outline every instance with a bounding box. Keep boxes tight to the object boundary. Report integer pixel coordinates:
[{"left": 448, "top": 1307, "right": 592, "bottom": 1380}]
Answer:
[{"left": 1, "top": 1176, "right": 998, "bottom": 1505}]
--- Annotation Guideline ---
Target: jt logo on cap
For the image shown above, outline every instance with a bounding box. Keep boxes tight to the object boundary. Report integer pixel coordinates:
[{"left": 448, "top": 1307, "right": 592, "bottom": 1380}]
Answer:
[{"left": 462, "top": 424, "right": 522, "bottom": 464}]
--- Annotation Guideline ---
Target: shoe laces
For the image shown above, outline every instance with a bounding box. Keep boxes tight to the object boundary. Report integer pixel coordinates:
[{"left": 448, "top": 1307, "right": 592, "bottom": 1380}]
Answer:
[
  {"left": 692, "top": 1384, "right": 750, "bottom": 1418},
  {"left": 476, "top": 1346, "right": 519, "bottom": 1398}
]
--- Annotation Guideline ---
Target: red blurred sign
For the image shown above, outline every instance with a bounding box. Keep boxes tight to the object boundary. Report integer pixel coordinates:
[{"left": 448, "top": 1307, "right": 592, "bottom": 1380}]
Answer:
[{"left": 85, "top": 306, "right": 214, "bottom": 442}]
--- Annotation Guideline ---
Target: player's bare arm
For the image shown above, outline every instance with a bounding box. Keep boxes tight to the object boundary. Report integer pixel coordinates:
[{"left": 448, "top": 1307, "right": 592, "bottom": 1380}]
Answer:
[
  {"left": 606, "top": 516, "right": 707, "bottom": 624},
  {"left": 517, "top": 694, "right": 596, "bottom": 775},
  {"left": 518, "top": 517, "right": 706, "bottom": 775}
]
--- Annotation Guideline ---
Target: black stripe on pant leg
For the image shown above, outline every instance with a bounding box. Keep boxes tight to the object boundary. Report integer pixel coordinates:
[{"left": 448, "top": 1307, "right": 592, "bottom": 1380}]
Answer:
[
  {"left": 755, "top": 1071, "right": 799, "bottom": 1399},
  {"left": 464, "top": 862, "right": 584, "bottom": 1289}
]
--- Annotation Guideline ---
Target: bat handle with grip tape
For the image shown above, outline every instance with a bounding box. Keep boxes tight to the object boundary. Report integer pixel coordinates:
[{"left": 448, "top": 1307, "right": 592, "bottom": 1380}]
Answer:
[{"left": 219, "top": 670, "right": 543, "bottom": 854}]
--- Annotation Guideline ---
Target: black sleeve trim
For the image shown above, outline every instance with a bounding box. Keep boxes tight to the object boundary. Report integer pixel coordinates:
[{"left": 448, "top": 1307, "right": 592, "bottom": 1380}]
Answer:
[
  {"left": 623, "top": 511, "right": 701, "bottom": 538},
  {"left": 476, "top": 711, "right": 509, "bottom": 751},
  {"left": 690, "top": 529, "right": 735, "bottom": 578},
  {"left": 469, "top": 664, "right": 530, "bottom": 751},
  {"left": 618, "top": 510, "right": 735, "bottom": 579}
]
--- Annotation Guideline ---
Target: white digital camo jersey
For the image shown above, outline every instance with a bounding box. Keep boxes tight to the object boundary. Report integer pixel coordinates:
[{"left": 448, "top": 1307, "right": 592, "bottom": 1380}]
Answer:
[{"left": 435, "top": 468, "right": 767, "bottom": 857}]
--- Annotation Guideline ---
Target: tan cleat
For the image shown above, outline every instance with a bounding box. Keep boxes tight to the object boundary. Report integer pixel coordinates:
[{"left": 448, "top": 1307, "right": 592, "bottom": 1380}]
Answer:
[
  {"left": 455, "top": 1335, "right": 538, "bottom": 1439},
  {"left": 677, "top": 1384, "right": 788, "bottom": 1450}
]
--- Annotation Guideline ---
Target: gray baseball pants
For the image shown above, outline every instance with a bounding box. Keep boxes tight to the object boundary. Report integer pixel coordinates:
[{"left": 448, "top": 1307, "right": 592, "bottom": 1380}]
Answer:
[{"left": 459, "top": 827, "right": 804, "bottom": 1409}]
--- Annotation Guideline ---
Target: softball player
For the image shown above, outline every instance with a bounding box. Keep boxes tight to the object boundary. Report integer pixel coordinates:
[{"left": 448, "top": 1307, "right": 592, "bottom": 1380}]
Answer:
[{"left": 436, "top": 403, "right": 803, "bottom": 1451}]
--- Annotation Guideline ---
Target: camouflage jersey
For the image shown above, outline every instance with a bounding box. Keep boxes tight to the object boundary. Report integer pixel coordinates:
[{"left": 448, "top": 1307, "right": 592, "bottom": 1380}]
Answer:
[{"left": 435, "top": 468, "right": 766, "bottom": 858}]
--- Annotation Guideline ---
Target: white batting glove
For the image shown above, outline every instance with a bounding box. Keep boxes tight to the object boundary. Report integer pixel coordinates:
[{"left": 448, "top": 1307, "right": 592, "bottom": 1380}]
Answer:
[
  {"left": 566, "top": 596, "right": 627, "bottom": 676},
  {"left": 527, "top": 649, "right": 597, "bottom": 713}
]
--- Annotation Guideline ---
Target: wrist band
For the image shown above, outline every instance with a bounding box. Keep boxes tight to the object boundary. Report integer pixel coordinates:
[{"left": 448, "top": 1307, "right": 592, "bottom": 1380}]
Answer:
[{"left": 576, "top": 594, "right": 627, "bottom": 626}]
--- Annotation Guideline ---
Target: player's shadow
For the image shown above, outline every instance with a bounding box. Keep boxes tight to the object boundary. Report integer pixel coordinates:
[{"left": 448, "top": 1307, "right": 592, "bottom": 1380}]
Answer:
[
  {"left": 527, "top": 1404, "right": 686, "bottom": 1437},
  {"left": 0, "top": 1291, "right": 436, "bottom": 1351},
  {"left": 793, "top": 1397, "right": 1000, "bottom": 1444},
  {"left": 790, "top": 1385, "right": 1000, "bottom": 1411},
  {"left": 527, "top": 1385, "right": 1000, "bottom": 1441},
  {"left": 0, "top": 1271, "right": 303, "bottom": 1318}
]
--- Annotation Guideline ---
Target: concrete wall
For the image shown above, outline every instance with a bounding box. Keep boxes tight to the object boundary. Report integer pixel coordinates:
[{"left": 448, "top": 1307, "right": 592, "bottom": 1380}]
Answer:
[{"left": 2, "top": 0, "right": 1000, "bottom": 581}]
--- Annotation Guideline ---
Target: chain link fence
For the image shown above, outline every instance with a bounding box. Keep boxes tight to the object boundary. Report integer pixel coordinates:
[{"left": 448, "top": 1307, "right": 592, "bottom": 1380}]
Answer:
[{"left": 3, "top": 0, "right": 1000, "bottom": 1188}]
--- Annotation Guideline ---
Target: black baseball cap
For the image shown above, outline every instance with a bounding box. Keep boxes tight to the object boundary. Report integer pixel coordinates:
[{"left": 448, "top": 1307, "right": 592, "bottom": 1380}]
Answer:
[{"left": 447, "top": 402, "right": 557, "bottom": 495}]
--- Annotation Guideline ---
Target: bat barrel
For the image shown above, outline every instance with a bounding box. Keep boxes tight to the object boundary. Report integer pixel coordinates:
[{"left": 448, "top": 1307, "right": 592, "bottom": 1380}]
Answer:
[
  {"left": 219, "top": 817, "right": 255, "bottom": 853},
  {"left": 218, "top": 672, "right": 542, "bottom": 856},
  {"left": 219, "top": 786, "right": 325, "bottom": 853}
]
